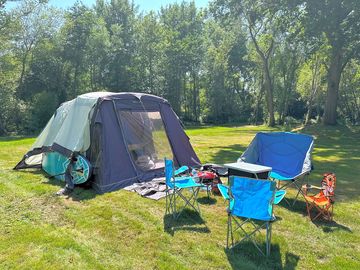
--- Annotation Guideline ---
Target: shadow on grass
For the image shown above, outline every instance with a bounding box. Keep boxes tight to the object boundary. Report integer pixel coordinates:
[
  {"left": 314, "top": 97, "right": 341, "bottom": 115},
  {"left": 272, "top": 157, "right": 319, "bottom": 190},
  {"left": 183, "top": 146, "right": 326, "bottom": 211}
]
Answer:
[
  {"left": 225, "top": 242, "right": 300, "bottom": 270},
  {"left": 14, "top": 169, "right": 98, "bottom": 201},
  {"left": 314, "top": 220, "right": 352, "bottom": 233},
  {"left": 197, "top": 196, "right": 217, "bottom": 205},
  {"left": 163, "top": 208, "right": 210, "bottom": 236},
  {"left": 278, "top": 197, "right": 309, "bottom": 217},
  {"left": 0, "top": 136, "right": 34, "bottom": 142},
  {"left": 208, "top": 144, "right": 247, "bottom": 164},
  {"left": 41, "top": 174, "right": 97, "bottom": 201}
]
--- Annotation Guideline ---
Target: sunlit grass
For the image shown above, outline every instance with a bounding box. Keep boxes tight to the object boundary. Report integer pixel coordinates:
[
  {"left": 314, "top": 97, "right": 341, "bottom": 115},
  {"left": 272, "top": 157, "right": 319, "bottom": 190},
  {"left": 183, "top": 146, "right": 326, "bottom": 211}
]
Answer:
[{"left": 0, "top": 124, "right": 359, "bottom": 269}]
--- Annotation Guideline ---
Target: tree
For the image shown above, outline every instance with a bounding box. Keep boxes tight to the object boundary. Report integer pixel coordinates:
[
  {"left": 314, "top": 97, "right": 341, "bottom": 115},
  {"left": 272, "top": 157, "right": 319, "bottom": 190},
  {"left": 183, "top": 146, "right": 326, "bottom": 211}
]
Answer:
[
  {"left": 292, "top": 0, "right": 360, "bottom": 125},
  {"left": 339, "top": 60, "right": 360, "bottom": 124},
  {"left": 133, "top": 11, "right": 163, "bottom": 94},
  {"left": 210, "top": 0, "right": 280, "bottom": 126},
  {"left": 159, "top": 2, "right": 204, "bottom": 116},
  {"left": 95, "top": 0, "right": 137, "bottom": 91},
  {"left": 297, "top": 52, "right": 326, "bottom": 125},
  {"left": 11, "top": 0, "right": 59, "bottom": 99}
]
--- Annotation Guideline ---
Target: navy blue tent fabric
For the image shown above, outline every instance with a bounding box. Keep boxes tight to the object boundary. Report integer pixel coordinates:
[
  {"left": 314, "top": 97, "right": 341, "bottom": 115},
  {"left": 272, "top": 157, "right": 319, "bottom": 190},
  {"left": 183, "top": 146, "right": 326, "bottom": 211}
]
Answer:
[
  {"left": 160, "top": 105, "right": 200, "bottom": 168},
  {"left": 230, "top": 177, "right": 275, "bottom": 221},
  {"left": 16, "top": 92, "right": 201, "bottom": 194},
  {"left": 240, "top": 132, "right": 314, "bottom": 179},
  {"left": 92, "top": 100, "right": 139, "bottom": 192},
  {"left": 90, "top": 94, "right": 201, "bottom": 193}
]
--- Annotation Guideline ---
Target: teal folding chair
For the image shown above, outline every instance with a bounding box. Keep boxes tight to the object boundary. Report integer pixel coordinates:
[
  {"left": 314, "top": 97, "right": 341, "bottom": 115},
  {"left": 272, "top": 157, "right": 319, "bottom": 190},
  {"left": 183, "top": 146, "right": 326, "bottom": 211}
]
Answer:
[
  {"left": 219, "top": 176, "right": 286, "bottom": 256},
  {"left": 165, "top": 158, "right": 204, "bottom": 219}
]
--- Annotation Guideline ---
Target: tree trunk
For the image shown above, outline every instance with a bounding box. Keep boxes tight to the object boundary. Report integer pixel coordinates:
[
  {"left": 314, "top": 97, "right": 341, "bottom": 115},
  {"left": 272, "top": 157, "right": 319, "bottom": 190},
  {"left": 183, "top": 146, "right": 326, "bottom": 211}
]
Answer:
[
  {"left": 248, "top": 24, "right": 275, "bottom": 127},
  {"left": 323, "top": 49, "right": 343, "bottom": 125},
  {"left": 254, "top": 75, "right": 264, "bottom": 125},
  {"left": 263, "top": 61, "right": 275, "bottom": 126},
  {"left": 305, "top": 85, "right": 318, "bottom": 126},
  {"left": 192, "top": 71, "right": 198, "bottom": 122},
  {"left": 305, "top": 58, "right": 320, "bottom": 126},
  {"left": 17, "top": 52, "right": 29, "bottom": 98}
]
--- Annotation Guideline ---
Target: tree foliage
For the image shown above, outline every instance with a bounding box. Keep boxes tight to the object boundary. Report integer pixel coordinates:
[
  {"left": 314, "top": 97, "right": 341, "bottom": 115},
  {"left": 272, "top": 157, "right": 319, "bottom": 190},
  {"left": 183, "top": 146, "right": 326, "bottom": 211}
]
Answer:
[{"left": 0, "top": 0, "right": 359, "bottom": 135}]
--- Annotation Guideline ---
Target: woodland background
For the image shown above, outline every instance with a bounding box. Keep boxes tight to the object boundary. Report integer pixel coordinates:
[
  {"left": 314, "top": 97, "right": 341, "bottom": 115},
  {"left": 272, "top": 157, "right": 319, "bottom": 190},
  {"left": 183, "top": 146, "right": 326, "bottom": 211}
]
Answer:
[{"left": 0, "top": 0, "right": 359, "bottom": 135}]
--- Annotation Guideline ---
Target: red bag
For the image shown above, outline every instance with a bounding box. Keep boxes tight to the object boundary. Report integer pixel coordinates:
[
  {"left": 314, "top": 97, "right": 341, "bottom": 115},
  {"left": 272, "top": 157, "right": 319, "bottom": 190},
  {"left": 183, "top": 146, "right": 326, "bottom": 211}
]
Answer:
[{"left": 196, "top": 170, "right": 222, "bottom": 195}]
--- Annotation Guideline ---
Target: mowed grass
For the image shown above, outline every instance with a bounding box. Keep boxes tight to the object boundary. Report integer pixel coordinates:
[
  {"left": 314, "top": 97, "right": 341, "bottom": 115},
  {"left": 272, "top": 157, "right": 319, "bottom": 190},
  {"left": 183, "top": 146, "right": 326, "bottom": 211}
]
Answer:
[{"left": 0, "top": 125, "right": 359, "bottom": 269}]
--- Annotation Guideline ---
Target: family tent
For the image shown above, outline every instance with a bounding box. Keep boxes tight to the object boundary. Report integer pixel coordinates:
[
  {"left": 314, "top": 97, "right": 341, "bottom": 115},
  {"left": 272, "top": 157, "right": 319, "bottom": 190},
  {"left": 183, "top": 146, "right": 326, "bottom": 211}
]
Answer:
[{"left": 15, "top": 92, "right": 200, "bottom": 193}]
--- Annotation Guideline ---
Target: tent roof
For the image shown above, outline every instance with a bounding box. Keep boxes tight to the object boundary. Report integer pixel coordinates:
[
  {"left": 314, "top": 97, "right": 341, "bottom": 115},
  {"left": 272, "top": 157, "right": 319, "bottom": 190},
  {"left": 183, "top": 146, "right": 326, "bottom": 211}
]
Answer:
[
  {"left": 30, "top": 92, "right": 169, "bottom": 155},
  {"left": 78, "top": 91, "right": 168, "bottom": 103}
]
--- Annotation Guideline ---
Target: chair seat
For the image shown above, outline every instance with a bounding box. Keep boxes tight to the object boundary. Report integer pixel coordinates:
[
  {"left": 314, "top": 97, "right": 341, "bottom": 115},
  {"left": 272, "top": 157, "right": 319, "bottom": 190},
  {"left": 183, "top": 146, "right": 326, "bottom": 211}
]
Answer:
[
  {"left": 228, "top": 206, "right": 275, "bottom": 221},
  {"left": 269, "top": 171, "right": 293, "bottom": 181},
  {"left": 167, "top": 177, "right": 203, "bottom": 189},
  {"left": 304, "top": 194, "right": 330, "bottom": 206}
]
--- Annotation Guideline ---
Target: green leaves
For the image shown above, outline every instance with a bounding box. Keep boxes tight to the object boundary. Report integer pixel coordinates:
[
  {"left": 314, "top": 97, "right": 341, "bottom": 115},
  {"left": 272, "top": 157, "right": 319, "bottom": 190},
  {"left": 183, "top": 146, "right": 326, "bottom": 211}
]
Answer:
[{"left": 1, "top": 0, "right": 360, "bottom": 135}]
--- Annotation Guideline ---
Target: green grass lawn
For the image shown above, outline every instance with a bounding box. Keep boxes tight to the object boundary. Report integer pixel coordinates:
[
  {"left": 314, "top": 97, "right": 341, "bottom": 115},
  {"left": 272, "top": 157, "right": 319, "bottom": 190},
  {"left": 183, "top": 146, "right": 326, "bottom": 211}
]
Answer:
[{"left": 0, "top": 125, "right": 359, "bottom": 269}]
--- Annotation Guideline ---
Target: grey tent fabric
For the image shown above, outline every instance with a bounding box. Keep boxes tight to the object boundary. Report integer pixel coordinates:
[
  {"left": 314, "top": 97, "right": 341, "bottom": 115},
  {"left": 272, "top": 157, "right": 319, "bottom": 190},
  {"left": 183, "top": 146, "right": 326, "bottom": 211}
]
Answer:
[{"left": 15, "top": 92, "right": 201, "bottom": 193}]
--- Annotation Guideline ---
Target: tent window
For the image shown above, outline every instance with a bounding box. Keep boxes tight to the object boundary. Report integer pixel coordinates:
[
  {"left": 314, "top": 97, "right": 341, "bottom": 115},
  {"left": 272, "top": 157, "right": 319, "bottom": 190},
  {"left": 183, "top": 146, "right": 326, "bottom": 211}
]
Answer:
[{"left": 118, "top": 110, "right": 173, "bottom": 171}]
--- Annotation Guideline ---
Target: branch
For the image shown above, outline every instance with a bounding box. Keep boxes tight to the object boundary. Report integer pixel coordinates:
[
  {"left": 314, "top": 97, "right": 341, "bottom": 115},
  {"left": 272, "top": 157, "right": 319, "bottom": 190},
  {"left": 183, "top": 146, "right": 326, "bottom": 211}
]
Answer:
[
  {"left": 247, "top": 16, "right": 266, "bottom": 61},
  {"left": 265, "top": 38, "right": 274, "bottom": 60}
]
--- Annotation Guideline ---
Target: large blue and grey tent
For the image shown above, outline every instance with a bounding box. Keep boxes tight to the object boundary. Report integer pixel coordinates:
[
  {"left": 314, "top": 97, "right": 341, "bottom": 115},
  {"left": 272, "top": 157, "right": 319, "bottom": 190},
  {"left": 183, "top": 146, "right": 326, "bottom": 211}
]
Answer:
[{"left": 15, "top": 92, "right": 200, "bottom": 193}]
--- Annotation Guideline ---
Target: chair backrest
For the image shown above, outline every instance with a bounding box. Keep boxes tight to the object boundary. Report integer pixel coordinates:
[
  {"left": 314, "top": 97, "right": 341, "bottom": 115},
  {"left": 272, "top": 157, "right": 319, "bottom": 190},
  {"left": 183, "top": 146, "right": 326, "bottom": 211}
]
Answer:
[
  {"left": 229, "top": 176, "right": 276, "bottom": 221},
  {"left": 164, "top": 158, "right": 174, "bottom": 185},
  {"left": 321, "top": 173, "right": 336, "bottom": 201},
  {"left": 241, "top": 132, "right": 314, "bottom": 178}
]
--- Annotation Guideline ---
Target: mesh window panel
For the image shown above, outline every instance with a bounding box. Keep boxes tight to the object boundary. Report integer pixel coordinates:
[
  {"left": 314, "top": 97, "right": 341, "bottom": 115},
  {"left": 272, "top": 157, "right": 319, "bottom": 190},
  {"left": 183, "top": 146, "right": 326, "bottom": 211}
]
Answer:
[{"left": 118, "top": 110, "right": 173, "bottom": 172}]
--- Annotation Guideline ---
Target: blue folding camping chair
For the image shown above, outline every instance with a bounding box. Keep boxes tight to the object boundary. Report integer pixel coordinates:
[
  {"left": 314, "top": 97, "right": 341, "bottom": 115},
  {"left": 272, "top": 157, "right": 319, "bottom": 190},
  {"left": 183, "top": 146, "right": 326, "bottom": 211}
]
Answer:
[
  {"left": 239, "top": 132, "right": 314, "bottom": 205},
  {"left": 164, "top": 158, "right": 204, "bottom": 219},
  {"left": 219, "top": 176, "right": 286, "bottom": 256}
]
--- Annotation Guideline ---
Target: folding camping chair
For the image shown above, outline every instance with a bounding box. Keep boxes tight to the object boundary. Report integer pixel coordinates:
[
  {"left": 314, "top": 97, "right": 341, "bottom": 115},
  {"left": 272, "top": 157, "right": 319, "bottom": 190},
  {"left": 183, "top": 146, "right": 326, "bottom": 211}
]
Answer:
[
  {"left": 219, "top": 176, "right": 286, "bottom": 256},
  {"left": 303, "top": 173, "right": 336, "bottom": 221},
  {"left": 164, "top": 158, "right": 204, "bottom": 219},
  {"left": 239, "top": 132, "right": 314, "bottom": 206}
]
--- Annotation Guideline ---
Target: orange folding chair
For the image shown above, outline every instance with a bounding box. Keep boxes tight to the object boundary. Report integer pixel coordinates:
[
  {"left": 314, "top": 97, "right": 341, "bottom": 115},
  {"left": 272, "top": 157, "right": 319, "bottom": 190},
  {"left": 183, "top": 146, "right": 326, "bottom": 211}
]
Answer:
[{"left": 303, "top": 173, "right": 336, "bottom": 221}]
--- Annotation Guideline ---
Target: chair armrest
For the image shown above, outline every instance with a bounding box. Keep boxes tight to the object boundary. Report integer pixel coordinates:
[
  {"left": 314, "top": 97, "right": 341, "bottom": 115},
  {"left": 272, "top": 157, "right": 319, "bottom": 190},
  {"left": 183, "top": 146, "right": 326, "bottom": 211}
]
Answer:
[
  {"left": 174, "top": 166, "right": 189, "bottom": 176},
  {"left": 274, "top": 190, "right": 286, "bottom": 205},
  {"left": 302, "top": 184, "right": 323, "bottom": 191},
  {"left": 218, "top": 184, "right": 230, "bottom": 201},
  {"left": 310, "top": 185, "right": 323, "bottom": 190}
]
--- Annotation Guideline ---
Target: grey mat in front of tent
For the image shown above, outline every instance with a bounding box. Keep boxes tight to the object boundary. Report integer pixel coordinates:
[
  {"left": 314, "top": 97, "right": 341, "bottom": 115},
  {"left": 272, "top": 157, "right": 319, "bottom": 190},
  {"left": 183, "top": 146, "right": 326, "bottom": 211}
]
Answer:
[{"left": 124, "top": 177, "right": 172, "bottom": 200}]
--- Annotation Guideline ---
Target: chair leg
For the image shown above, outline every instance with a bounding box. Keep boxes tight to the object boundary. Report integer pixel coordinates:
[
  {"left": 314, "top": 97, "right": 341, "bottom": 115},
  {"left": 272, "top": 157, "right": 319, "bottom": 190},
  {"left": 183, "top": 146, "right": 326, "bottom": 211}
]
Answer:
[
  {"left": 228, "top": 214, "right": 234, "bottom": 248},
  {"left": 165, "top": 189, "right": 169, "bottom": 214},
  {"left": 292, "top": 181, "right": 303, "bottom": 207},
  {"left": 172, "top": 187, "right": 202, "bottom": 219},
  {"left": 312, "top": 204, "right": 328, "bottom": 222},
  {"left": 278, "top": 174, "right": 308, "bottom": 207},
  {"left": 192, "top": 187, "right": 201, "bottom": 214},
  {"left": 266, "top": 222, "right": 272, "bottom": 256},
  {"left": 330, "top": 204, "right": 334, "bottom": 221},
  {"left": 227, "top": 213, "right": 230, "bottom": 249},
  {"left": 173, "top": 189, "right": 177, "bottom": 218},
  {"left": 306, "top": 201, "right": 312, "bottom": 220}
]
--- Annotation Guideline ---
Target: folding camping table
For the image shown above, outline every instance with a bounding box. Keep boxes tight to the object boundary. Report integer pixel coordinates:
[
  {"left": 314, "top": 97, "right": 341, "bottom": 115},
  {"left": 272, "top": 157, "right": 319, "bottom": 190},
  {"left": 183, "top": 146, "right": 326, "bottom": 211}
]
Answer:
[{"left": 224, "top": 162, "right": 272, "bottom": 180}]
